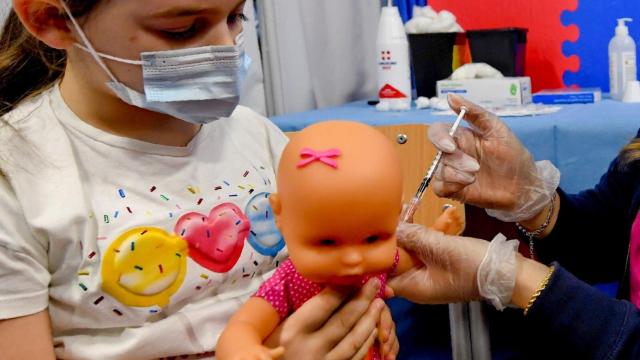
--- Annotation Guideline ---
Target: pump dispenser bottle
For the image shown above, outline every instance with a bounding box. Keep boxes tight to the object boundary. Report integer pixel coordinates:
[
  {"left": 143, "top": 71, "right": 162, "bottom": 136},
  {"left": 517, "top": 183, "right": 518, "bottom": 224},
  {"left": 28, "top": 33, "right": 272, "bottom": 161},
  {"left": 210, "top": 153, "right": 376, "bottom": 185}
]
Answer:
[
  {"left": 609, "top": 18, "right": 637, "bottom": 100},
  {"left": 376, "top": 0, "right": 412, "bottom": 111}
]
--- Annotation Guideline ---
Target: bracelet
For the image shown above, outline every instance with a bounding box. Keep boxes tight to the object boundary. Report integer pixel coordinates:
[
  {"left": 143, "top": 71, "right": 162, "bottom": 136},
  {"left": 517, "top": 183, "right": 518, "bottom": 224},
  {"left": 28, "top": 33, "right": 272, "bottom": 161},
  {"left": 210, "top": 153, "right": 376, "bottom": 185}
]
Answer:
[
  {"left": 515, "top": 191, "right": 557, "bottom": 259},
  {"left": 523, "top": 266, "right": 556, "bottom": 316}
]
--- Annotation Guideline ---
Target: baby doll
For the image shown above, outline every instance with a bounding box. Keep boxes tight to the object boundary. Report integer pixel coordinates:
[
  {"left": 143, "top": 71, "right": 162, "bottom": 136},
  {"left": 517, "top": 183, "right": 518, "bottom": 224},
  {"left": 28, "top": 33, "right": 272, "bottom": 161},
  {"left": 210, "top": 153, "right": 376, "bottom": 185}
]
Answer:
[{"left": 217, "top": 120, "right": 463, "bottom": 360}]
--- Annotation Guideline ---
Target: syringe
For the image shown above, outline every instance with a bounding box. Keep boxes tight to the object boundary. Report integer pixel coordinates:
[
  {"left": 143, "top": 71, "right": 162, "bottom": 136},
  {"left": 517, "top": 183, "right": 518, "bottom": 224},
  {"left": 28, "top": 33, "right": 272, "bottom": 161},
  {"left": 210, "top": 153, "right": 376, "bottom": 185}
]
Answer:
[{"left": 401, "top": 106, "right": 468, "bottom": 223}]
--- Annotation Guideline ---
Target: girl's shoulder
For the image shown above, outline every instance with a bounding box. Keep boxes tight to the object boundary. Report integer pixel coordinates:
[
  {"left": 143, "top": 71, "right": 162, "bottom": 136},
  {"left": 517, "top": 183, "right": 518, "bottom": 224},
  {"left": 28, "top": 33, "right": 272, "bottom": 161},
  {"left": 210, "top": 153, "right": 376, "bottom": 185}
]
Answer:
[
  {"left": 0, "top": 87, "right": 62, "bottom": 158},
  {"left": 1, "top": 87, "right": 55, "bottom": 128},
  {"left": 0, "top": 87, "right": 64, "bottom": 174}
]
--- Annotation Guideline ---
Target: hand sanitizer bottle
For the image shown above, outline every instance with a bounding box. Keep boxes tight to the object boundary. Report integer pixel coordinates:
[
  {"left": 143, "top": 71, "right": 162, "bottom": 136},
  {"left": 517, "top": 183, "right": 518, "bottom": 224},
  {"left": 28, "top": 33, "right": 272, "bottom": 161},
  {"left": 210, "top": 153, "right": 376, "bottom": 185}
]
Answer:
[
  {"left": 376, "top": 0, "right": 412, "bottom": 111},
  {"left": 609, "top": 18, "right": 637, "bottom": 100}
]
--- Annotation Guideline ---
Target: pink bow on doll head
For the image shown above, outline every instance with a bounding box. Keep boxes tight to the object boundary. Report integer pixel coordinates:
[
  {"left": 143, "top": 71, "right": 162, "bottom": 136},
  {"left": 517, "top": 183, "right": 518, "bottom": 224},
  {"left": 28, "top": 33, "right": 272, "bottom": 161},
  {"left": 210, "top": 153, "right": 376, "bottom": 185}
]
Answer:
[{"left": 297, "top": 148, "right": 342, "bottom": 169}]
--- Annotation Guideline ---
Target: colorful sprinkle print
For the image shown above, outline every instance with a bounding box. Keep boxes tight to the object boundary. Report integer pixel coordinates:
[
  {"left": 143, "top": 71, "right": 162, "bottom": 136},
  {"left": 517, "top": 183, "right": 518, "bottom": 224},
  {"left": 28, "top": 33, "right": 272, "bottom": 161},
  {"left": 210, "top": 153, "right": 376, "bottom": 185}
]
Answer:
[{"left": 83, "top": 175, "right": 286, "bottom": 314}]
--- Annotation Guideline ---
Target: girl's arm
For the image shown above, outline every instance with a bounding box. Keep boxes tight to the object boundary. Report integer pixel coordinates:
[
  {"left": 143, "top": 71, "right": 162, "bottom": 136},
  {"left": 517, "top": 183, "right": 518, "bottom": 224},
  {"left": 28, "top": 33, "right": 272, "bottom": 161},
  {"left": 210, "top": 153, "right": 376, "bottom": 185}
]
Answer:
[
  {"left": 0, "top": 310, "right": 55, "bottom": 360},
  {"left": 216, "top": 297, "right": 284, "bottom": 360}
]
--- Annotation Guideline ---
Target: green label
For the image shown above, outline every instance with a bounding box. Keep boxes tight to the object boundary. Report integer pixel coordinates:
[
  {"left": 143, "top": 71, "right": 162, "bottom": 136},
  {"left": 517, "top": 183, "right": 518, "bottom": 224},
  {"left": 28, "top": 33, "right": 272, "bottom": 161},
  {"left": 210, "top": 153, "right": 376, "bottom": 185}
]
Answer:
[{"left": 510, "top": 84, "right": 518, "bottom": 96}]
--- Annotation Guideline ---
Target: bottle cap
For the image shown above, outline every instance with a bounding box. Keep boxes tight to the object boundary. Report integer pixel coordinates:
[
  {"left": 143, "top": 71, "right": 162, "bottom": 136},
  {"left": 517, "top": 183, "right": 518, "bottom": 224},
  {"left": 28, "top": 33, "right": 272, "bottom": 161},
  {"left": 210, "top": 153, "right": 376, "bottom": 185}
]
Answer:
[{"left": 616, "top": 18, "right": 633, "bottom": 36}]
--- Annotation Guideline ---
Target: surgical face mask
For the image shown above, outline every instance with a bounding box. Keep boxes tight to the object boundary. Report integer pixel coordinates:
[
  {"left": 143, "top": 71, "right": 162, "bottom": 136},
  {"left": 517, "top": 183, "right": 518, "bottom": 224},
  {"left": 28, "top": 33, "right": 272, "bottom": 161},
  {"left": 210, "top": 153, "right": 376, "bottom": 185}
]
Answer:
[{"left": 61, "top": 2, "right": 247, "bottom": 124}]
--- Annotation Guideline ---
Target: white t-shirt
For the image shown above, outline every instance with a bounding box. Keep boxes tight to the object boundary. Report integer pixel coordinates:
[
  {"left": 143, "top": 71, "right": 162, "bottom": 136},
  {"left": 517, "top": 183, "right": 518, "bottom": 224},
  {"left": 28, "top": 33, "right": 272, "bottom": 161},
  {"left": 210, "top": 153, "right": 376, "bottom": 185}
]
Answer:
[{"left": 0, "top": 85, "right": 289, "bottom": 359}]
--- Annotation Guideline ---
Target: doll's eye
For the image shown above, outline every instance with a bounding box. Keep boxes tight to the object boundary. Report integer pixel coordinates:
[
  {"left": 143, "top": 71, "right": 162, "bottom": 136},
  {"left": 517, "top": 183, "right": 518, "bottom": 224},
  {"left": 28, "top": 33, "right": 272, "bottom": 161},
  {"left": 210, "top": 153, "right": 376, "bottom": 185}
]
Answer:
[
  {"left": 319, "top": 239, "right": 336, "bottom": 246},
  {"left": 365, "top": 235, "right": 380, "bottom": 244}
]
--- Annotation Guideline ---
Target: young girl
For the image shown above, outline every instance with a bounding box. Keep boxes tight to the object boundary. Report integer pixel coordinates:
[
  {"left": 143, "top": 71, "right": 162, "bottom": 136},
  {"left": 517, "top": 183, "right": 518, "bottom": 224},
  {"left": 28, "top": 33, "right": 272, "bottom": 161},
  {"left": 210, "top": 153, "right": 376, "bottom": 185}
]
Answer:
[
  {"left": 217, "top": 121, "right": 464, "bottom": 360},
  {"left": 0, "top": 1, "right": 394, "bottom": 359}
]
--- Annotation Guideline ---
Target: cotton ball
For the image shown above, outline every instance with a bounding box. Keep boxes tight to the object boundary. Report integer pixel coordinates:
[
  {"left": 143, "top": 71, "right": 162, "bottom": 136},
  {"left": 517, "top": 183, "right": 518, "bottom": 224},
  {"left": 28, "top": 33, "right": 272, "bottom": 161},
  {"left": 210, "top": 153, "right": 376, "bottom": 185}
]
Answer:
[
  {"left": 421, "top": 6, "right": 438, "bottom": 19},
  {"left": 393, "top": 101, "right": 411, "bottom": 111},
  {"left": 429, "top": 97, "right": 450, "bottom": 110},
  {"left": 405, "top": 19, "right": 420, "bottom": 34},
  {"left": 412, "top": 5, "right": 425, "bottom": 18},
  {"left": 422, "top": 20, "right": 439, "bottom": 32},
  {"left": 443, "top": 24, "right": 461, "bottom": 33},
  {"left": 450, "top": 63, "right": 504, "bottom": 80},
  {"left": 431, "top": 20, "right": 451, "bottom": 32},
  {"left": 376, "top": 101, "right": 392, "bottom": 112},
  {"left": 431, "top": 18, "right": 452, "bottom": 33},
  {"left": 451, "top": 64, "right": 475, "bottom": 80},
  {"left": 431, "top": 11, "right": 456, "bottom": 31},
  {"left": 406, "top": 17, "right": 436, "bottom": 34},
  {"left": 438, "top": 10, "right": 457, "bottom": 24},
  {"left": 476, "top": 63, "right": 504, "bottom": 78},
  {"left": 406, "top": 6, "right": 463, "bottom": 34},
  {"left": 416, "top": 97, "right": 431, "bottom": 109}
]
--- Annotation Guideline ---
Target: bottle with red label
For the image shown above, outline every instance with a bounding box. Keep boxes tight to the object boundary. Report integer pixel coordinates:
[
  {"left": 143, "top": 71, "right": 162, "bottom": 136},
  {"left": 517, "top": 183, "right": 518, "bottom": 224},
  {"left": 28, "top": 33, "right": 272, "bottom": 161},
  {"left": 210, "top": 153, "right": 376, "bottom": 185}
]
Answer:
[{"left": 376, "top": 1, "right": 412, "bottom": 111}]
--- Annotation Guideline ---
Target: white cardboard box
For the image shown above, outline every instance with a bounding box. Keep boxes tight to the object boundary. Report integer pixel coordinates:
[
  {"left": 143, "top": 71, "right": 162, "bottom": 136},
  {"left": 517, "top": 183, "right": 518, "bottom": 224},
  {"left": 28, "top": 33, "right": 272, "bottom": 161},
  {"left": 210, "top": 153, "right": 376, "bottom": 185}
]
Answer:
[{"left": 436, "top": 77, "right": 532, "bottom": 107}]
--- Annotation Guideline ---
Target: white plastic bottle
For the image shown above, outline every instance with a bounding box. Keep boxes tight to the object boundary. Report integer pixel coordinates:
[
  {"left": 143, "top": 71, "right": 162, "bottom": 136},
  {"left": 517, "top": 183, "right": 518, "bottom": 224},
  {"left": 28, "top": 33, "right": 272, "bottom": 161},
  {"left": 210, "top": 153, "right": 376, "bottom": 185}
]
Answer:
[
  {"left": 376, "top": 1, "right": 412, "bottom": 111},
  {"left": 609, "top": 18, "right": 637, "bottom": 100}
]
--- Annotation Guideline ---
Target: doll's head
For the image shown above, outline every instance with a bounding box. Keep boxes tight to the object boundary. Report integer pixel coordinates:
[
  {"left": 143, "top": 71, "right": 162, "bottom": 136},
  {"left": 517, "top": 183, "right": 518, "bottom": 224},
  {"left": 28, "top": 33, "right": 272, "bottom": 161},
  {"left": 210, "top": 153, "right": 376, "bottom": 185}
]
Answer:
[{"left": 270, "top": 120, "right": 403, "bottom": 286}]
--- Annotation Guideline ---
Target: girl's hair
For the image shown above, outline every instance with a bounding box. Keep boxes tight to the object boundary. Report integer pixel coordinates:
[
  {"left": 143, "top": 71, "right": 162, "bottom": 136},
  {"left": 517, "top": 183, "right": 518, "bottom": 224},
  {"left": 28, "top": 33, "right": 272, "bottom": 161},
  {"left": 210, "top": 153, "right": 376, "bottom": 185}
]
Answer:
[
  {"left": 0, "top": 1, "right": 100, "bottom": 116},
  {"left": 620, "top": 137, "right": 640, "bottom": 167}
]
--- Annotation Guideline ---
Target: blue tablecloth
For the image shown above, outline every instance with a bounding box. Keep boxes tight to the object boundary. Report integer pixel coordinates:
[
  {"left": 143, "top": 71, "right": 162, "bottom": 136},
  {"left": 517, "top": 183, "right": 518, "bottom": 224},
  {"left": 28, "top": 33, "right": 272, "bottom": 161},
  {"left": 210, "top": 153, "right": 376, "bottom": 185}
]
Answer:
[{"left": 272, "top": 99, "right": 640, "bottom": 193}]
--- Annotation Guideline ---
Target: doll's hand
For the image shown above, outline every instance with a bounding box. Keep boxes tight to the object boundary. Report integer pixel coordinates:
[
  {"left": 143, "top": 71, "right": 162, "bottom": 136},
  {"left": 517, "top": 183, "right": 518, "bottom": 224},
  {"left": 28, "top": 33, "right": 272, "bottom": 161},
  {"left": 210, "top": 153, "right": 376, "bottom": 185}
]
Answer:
[
  {"left": 226, "top": 344, "right": 284, "bottom": 360},
  {"left": 378, "top": 303, "right": 399, "bottom": 360},
  {"left": 430, "top": 205, "right": 464, "bottom": 235}
]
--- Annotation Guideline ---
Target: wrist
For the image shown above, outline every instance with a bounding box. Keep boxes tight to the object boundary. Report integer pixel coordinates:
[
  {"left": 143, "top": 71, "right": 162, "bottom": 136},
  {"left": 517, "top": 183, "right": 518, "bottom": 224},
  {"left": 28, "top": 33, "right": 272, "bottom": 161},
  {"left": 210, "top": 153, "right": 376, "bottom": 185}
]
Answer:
[
  {"left": 476, "top": 234, "right": 519, "bottom": 311},
  {"left": 485, "top": 160, "right": 561, "bottom": 223},
  {"left": 511, "top": 255, "right": 552, "bottom": 309},
  {"left": 517, "top": 191, "right": 559, "bottom": 238}
]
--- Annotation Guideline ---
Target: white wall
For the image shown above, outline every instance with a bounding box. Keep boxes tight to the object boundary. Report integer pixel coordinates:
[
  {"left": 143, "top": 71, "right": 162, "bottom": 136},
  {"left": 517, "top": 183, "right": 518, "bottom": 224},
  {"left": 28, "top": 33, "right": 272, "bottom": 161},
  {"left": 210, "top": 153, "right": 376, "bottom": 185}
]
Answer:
[
  {"left": 0, "top": 0, "right": 11, "bottom": 30},
  {"left": 258, "top": 0, "right": 381, "bottom": 116},
  {"left": 239, "top": 0, "right": 267, "bottom": 116}
]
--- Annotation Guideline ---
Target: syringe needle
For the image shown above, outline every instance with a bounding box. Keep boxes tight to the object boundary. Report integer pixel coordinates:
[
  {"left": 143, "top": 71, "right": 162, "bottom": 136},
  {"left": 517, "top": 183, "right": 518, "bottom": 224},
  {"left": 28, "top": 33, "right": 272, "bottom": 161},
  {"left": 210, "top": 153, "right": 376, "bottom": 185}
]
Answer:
[{"left": 401, "top": 106, "right": 468, "bottom": 223}]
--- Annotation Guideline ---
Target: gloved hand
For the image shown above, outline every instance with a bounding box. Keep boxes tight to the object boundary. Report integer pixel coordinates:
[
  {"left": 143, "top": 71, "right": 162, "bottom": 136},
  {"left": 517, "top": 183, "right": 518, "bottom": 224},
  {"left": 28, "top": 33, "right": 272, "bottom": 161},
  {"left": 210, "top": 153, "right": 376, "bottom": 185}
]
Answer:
[
  {"left": 388, "top": 223, "right": 519, "bottom": 310},
  {"left": 428, "top": 94, "right": 560, "bottom": 222}
]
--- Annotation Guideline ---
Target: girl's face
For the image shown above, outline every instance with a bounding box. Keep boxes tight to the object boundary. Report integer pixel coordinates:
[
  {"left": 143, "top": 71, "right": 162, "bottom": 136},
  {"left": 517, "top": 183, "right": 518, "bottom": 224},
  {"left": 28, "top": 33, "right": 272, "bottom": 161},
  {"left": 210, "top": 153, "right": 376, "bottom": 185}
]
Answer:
[{"left": 67, "top": 0, "right": 246, "bottom": 93}]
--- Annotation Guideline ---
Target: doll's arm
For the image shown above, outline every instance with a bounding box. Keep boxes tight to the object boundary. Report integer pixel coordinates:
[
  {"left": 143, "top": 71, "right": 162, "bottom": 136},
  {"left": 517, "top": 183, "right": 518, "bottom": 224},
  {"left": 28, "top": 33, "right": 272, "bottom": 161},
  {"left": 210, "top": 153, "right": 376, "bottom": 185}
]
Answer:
[
  {"left": 216, "top": 297, "right": 284, "bottom": 360},
  {"left": 394, "top": 206, "right": 465, "bottom": 275},
  {"left": 394, "top": 247, "right": 422, "bottom": 275}
]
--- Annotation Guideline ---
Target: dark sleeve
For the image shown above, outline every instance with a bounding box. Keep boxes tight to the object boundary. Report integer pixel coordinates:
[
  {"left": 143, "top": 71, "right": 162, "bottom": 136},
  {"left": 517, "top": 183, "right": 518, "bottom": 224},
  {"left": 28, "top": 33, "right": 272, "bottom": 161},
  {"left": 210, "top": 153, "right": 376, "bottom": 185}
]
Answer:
[
  {"left": 535, "top": 156, "right": 639, "bottom": 284},
  {"left": 526, "top": 264, "right": 640, "bottom": 359}
]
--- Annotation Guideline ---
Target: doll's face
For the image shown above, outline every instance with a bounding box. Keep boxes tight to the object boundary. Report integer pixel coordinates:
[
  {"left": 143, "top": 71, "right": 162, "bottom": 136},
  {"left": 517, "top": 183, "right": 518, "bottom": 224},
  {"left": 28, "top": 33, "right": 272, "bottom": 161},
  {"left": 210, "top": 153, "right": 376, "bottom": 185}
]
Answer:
[
  {"left": 271, "top": 120, "right": 403, "bottom": 286},
  {"left": 281, "top": 192, "right": 400, "bottom": 286}
]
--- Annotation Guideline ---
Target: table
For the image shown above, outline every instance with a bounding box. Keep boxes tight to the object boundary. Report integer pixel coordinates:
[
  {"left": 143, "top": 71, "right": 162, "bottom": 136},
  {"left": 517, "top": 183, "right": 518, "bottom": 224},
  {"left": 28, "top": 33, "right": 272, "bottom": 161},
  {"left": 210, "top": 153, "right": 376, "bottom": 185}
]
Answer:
[{"left": 272, "top": 99, "right": 640, "bottom": 193}]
